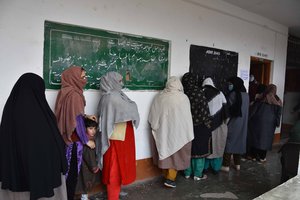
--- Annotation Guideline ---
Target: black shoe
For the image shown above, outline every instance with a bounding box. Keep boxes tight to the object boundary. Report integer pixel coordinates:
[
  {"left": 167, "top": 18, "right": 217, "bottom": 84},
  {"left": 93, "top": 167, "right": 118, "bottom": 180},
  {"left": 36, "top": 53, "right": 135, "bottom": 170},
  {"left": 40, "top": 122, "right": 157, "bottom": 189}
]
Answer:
[{"left": 164, "top": 179, "right": 176, "bottom": 188}]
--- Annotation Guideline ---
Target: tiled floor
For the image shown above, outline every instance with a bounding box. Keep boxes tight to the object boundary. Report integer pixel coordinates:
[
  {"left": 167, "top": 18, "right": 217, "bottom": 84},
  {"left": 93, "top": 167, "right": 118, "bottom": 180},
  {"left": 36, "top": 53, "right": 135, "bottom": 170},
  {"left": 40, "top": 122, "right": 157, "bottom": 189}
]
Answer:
[{"left": 91, "top": 142, "right": 285, "bottom": 200}]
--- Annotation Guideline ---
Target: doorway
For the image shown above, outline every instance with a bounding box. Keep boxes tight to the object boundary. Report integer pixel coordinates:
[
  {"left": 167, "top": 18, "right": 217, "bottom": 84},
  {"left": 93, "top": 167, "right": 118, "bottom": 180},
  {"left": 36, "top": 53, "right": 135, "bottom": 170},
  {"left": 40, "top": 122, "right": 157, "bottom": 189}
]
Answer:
[{"left": 249, "top": 56, "right": 271, "bottom": 85}]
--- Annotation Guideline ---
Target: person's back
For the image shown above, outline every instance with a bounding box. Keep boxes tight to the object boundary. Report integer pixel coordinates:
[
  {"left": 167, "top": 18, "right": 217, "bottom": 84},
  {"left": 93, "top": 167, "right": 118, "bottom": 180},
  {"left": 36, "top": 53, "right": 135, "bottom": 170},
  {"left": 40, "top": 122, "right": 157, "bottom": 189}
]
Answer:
[
  {"left": 0, "top": 73, "right": 67, "bottom": 200},
  {"left": 149, "top": 76, "right": 194, "bottom": 187},
  {"left": 248, "top": 84, "right": 282, "bottom": 162}
]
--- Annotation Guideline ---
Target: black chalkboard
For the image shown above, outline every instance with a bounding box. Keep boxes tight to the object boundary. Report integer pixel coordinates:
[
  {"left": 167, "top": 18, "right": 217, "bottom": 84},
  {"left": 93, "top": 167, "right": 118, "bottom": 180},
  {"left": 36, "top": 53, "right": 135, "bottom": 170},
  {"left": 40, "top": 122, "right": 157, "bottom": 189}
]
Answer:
[
  {"left": 189, "top": 45, "right": 238, "bottom": 92},
  {"left": 43, "top": 21, "right": 170, "bottom": 90}
]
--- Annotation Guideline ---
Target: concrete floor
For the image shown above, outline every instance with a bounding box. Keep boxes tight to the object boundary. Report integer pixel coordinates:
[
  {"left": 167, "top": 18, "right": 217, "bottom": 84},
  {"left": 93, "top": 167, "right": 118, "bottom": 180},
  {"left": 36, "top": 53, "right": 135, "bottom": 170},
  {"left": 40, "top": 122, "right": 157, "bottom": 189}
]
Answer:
[{"left": 90, "top": 143, "right": 284, "bottom": 200}]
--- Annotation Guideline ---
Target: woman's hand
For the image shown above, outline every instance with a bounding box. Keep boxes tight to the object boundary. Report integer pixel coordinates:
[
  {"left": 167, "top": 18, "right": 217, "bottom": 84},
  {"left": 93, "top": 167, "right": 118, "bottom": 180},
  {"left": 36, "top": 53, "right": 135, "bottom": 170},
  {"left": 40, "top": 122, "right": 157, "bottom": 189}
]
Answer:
[
  {"left": 85, "top": 115, "right": 97, "bottom": 122},
  {"left": 86, "top": 140, "right": 96, "bottom": 149}
]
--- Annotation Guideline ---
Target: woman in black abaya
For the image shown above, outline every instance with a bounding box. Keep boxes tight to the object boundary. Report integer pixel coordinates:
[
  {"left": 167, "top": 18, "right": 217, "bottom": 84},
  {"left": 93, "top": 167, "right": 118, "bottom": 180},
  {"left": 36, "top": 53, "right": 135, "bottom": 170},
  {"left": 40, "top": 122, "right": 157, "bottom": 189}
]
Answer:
[{"left": 0, "top": 73, "right": 67, "bottom": 200}]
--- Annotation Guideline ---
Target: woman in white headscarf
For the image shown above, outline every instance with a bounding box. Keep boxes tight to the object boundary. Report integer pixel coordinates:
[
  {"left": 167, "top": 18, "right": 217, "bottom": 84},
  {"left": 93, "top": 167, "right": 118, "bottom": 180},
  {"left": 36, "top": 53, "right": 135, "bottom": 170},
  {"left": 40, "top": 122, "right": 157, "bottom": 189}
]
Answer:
[
  {"left": 96, "top": 72, "right": 139, "bottom": 200},
  {"left": 148, "top": 76, "right": 194, "bottom": 188},
  {"left": 202, "top": 77, "right": 229, "bottom": 174}
]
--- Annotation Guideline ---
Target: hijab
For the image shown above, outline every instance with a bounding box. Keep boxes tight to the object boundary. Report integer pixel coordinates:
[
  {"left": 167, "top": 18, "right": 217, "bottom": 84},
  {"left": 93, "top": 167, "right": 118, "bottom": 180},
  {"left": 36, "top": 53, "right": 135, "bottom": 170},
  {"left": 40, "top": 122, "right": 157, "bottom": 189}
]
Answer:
[
  {"left": 0, "top": 73, "right": 67, "bottom": 200},
  {"left": 258, "top": 84, "right": 282, "bottom": 106},
  {"left": 227, "top": 76, "right": 246, "bottom": 117},
  {"left": 55, "top": 66, "right": 87, "bottom": 143},
  {"left": 96, "top": 71, "right": 140, "bottom": 169},
  {"left": 202, "top": 77, "right": 227, "bottom": 117},
  {"left": 181, "top": 72, "right": 211, "bottom": 128},
  {"left": 148, "top": 76, "right": 194, "bottom": 160}
]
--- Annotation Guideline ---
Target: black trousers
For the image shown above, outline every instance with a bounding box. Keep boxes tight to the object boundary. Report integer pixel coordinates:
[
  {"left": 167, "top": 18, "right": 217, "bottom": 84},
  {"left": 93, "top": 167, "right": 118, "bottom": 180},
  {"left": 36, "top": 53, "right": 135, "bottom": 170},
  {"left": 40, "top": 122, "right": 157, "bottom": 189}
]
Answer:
[
  {"left": 223, "top": 153, "right": 241, "bottom": 166},
  {"left": 252, "top": 148, "right": 267, "bottom": 160},
  {"left": 66, "top": 143, "right": 78, "bottom": 200}
]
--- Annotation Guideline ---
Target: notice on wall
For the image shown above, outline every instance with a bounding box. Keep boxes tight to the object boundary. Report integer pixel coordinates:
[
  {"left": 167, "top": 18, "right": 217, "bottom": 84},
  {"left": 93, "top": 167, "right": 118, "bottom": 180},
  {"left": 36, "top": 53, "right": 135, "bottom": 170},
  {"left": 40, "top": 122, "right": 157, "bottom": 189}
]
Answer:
[{"left": 240, "top": 69, "right": 249, "bottom": 81}]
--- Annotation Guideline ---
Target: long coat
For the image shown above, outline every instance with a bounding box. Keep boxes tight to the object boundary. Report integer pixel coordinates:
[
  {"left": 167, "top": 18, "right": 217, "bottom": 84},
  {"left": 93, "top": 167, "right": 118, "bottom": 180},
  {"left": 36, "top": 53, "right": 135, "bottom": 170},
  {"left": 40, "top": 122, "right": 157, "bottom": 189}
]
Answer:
[
  {"left": 225, "top": 92, "right": 249, "bottom": 154},
  {"left": 248, "top": 101, "right": 281, "bottom": 150}
]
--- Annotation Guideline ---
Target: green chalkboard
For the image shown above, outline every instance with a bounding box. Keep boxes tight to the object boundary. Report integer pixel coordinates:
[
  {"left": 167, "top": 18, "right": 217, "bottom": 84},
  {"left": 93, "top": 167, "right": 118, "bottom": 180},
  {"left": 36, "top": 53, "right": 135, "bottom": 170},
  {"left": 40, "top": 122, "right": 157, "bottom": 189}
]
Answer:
[{"left": 43, "top": 21, "right": 170, "bottom": 90}]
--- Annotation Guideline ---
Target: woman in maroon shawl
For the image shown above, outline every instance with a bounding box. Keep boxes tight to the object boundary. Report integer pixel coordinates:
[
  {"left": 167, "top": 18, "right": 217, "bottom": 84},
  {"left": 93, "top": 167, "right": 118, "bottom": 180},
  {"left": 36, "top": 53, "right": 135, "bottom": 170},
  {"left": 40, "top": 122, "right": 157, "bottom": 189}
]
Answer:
[{"left": 55, "top": 66, "right": 94, "bottom": 200}]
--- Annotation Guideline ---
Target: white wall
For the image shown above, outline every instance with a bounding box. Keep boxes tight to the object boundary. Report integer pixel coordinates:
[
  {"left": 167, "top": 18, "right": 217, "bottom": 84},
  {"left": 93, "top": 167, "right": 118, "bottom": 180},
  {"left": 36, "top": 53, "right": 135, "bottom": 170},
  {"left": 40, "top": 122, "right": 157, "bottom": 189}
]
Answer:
[{"left": 0, "top": 0, "right": 288, "bottom": 159}]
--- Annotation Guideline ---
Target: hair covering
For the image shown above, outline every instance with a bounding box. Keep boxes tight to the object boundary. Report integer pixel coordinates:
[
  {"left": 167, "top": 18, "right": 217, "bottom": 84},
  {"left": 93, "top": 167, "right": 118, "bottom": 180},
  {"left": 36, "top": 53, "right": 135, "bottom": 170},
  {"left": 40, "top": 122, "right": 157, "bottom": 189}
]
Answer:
[
  {"left": 258, "top": 84, "right": 282, "bottom": 106},
  {"left": 55, "top": 66, "right": 87, "bottom": 143},
  {"left": 0, "top": 73, "right": 67, "bottom": 199},
  {"left": 181, "top": 72, "right": 211, "bottom": 128},
  {"left": 227, "top": 76, "right": 246, "bottom": 117},
  {"left": 202, "top": 77, "right": 227, "bottom": 119},
  {"left": 148, "top": 76, "right": 194, "bottom": 160},
  {"left": 96, "top": 71, "right": 140, "bottom": 169}
]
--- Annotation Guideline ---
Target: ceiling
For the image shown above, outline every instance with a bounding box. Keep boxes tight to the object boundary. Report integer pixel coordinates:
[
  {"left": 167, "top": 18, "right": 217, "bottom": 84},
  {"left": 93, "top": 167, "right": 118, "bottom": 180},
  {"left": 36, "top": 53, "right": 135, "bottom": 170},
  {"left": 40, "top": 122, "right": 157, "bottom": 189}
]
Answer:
[{"left": 222, "top": 0, "right": 300, "bottom": 38}]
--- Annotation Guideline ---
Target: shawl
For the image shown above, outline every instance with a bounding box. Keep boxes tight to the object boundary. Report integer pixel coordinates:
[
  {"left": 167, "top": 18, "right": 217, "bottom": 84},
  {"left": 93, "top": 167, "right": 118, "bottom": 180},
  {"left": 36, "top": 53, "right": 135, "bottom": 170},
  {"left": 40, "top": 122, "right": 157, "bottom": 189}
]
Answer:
[
  {"left": 55, "top": 66, "right": 87, "bottom": 143},
  {"left": 227, "top": 77, "right": 246, "bottom": 117},
  {"left": 181, "top": 72, "right": 211, "bottom": 127},
  {"left": 148, "top": 76, "right": 194, "bottom": 160},
  {"left": 96, "top": 72, "right": 140, "bottom": 169},
  {"left": 258, "top": 84, "right": 282, "bottom": 106},
  {"left": 202, "top": 77, "right": 227, "bottom": 117},
  {"left": 0, "top": 73, "right": 67, "bottom": 200}
]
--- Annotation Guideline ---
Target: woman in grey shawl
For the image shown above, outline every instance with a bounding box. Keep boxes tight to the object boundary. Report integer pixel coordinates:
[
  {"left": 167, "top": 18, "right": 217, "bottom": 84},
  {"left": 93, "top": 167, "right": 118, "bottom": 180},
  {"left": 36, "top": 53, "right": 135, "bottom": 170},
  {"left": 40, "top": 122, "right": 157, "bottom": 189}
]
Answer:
[
  {"left": 148, "top": 76, "right": 194, "bottom": 188},
  {"left": 222, "top": 77, "right": 249, "bottom": 172},
  {"left": 96, "top": 72, "right": 140, "bottom": 200}
]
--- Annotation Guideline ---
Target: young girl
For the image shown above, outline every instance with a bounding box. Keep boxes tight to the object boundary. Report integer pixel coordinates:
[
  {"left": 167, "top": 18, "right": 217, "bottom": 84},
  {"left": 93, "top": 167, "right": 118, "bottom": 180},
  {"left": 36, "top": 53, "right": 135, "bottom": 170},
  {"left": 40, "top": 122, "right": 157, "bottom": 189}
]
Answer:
[{"left": 76, "top": 117, "right": 100, "bottom": 200}]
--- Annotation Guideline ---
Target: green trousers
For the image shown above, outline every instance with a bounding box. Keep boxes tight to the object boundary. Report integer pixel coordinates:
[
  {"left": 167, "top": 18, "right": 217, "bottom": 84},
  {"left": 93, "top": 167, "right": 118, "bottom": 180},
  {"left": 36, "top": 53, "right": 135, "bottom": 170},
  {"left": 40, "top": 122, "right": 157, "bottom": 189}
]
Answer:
[
  {"left": 184, "top": 158, "right": 205, "bottom": 177},
  {"left": 204, "top": 157, "right": 223, "bottom": 171}
]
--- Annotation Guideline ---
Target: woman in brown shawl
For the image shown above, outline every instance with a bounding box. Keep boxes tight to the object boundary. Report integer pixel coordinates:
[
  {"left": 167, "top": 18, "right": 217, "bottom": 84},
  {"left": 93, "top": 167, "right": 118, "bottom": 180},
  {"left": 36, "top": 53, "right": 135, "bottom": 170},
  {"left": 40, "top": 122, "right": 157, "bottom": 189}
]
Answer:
[
  {"left": 55, "top": 66, "right": 95, "bottom": 200},
  {"left": 248, "top": 84, "right": 282, "bottom": 162}
]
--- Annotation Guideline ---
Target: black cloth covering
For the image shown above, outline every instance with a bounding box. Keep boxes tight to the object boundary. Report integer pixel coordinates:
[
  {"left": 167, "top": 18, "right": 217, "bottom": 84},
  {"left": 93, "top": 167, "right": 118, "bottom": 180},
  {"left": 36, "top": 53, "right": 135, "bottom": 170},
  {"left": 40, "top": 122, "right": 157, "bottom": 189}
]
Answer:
[
  {"left": 0, "top": 73, "right": 67, "bottom": 200},
  {"left": 181, "top": 72, "right": 212, "bottom": 157},
  {"left": 279, "top": 142, "right": 300, "bottom": 183},
  {"left": 227, "top": 77, "right": 246, "bottom": 117}
]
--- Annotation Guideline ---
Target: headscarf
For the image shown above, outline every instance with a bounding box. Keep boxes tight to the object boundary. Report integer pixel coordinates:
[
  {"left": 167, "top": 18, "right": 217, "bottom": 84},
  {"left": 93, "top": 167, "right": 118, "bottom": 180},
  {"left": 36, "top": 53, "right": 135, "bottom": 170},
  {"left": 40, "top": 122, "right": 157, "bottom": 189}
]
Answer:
[
  {"left": 202, "top": 77, "right": 227, "bottom": 117},
  {"left": 181, "top": 72, "right": 211, "bottom": 128},
  {"left": 96, "top": 71, "right": 140, "bottom": 169},
  {"left": 55, "top": 66, "right": 87, "bottom": 143},
  {"left": 227, "top": 76, "right": 246, "bottom": 117},
  {"left": 148, "top": 76, "right": 194, "bottom": 160},
  {"left": 0, "top": 73, "right": 67, "bottom": 199},
  {"left": 258, "top": 84, "right": 282, "bottom": 106}
]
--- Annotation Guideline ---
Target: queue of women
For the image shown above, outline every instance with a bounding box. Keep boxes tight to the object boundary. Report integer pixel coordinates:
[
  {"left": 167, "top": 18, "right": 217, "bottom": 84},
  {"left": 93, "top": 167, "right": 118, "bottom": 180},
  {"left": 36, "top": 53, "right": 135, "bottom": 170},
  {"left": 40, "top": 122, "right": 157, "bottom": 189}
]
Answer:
[{"left": 0, "top": 66, "right": 282, "bottom": 199}]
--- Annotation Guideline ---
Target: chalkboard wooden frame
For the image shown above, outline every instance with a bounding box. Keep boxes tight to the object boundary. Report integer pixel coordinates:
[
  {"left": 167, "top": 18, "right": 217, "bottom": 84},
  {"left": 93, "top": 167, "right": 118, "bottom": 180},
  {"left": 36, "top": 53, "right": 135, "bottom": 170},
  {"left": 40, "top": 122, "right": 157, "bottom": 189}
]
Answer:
[{"left": 43, "top": 21, "right": 170, "bottom": 90}]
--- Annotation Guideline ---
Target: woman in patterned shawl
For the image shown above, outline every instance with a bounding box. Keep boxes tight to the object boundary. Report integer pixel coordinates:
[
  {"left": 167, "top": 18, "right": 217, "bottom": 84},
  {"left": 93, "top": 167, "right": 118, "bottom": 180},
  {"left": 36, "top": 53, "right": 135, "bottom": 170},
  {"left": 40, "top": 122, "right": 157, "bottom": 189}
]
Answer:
[{"left": 181, "top": 72, "right": 212, "bottom": 181}]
